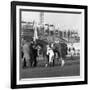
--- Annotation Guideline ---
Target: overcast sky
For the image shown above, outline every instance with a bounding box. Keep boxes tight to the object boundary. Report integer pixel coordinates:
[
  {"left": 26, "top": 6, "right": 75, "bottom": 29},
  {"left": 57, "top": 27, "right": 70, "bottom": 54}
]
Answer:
[{"left": 21, "top": 11, "right": 82, "bottom": 33}]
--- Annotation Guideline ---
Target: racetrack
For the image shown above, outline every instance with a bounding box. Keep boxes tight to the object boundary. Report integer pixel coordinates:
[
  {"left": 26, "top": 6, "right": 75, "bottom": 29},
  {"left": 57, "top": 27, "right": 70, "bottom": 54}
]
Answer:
[{"left": 20, "top": 60, "right": 80, "bottom": 79}]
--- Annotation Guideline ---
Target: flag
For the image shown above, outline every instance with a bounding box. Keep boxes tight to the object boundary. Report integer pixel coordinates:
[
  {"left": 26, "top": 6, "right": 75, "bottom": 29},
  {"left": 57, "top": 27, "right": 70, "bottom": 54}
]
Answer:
[{"left": 33, "top": 22, "right": 38, "bottom": 41}]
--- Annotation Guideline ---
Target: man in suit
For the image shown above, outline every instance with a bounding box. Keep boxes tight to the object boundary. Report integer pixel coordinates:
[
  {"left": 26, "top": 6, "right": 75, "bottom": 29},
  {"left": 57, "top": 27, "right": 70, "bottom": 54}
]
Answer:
[
  {"left": 22, "top": 41, "right": 30, "bottom": 68},
  {"left": 30, "top": 42, "right": 38, "bottom": 67}
]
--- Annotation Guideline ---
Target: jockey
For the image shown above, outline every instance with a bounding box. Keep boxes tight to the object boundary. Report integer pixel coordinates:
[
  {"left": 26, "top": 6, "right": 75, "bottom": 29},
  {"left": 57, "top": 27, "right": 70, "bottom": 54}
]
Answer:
[{"left": 46, "top": 45, "right": 54, "bottom": 63}]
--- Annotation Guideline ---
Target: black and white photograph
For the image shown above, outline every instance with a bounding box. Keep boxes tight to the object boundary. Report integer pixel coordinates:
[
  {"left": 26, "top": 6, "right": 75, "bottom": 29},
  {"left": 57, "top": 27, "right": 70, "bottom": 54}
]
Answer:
[
  {"left": 20, "top": 10, "right": 81, "bottom": 79},
  {"left": 11, "top": 1, "right": 87, "bottom": 89}
]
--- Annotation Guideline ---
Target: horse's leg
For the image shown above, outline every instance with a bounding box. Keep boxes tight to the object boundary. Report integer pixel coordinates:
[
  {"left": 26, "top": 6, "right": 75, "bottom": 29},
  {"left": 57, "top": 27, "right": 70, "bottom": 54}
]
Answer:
[
  {"left": 30, "top": 56, "right": 34, "bottom": 67},
  {"left": 29, "top": 59, "right": 32, "bottom": 67},
  {"left": 44, "top": 55, "right": 47, "bottom": 67},
  {"left": 49, "top": 54, "right": 54, "bottom": 67},
  {"left": 34, "top": 57, "right": 37, "bottom": 67},
  {"left": 23, "top": 58, "right": 26, "bottom": 68},
  {"left": 45, "top": 55, "right": 49, "bottom": 67},
  {"left": 52, "top": 56, "right": 55, "bottom": 66}
]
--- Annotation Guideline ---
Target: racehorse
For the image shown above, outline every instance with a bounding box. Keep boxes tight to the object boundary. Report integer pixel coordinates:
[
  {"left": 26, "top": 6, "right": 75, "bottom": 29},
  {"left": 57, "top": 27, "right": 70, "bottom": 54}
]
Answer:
[
  {"left": 29, "top": 40, "right": 66, "bottom": 67},
  {"left": 36, "top": 40, "right": 61, "bottom": 67},
  {"left": 35, "top": 40, "right": 52, "bottom": 66}
]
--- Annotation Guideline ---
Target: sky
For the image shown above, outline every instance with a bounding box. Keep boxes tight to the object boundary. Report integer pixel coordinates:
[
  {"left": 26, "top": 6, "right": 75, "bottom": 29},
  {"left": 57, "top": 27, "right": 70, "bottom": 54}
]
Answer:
[{"left": 21, "top": 11, "right": 82, "bottom": 33}]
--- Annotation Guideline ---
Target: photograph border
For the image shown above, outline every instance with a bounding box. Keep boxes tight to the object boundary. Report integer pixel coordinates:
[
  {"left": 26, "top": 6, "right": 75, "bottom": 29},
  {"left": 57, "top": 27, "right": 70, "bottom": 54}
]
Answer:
[{"left": 11, "top": 1, "right": 88, "bottom": 89}]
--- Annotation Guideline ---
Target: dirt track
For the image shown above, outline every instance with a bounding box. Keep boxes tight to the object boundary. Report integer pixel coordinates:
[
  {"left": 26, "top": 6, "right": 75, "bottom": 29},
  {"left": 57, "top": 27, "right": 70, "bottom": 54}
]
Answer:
[{"left": 20, "top": 60, "right": 80, "bottom": 79}]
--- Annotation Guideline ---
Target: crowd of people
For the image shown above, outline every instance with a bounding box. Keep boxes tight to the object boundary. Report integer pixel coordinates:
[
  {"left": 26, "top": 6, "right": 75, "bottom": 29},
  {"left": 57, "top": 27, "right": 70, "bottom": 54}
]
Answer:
[
  {"left": 21, "top": 40, "right": 37, "bottom": 68},
  {"left": 21, "top": 38, "right": 67, "bottom": 68}
]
